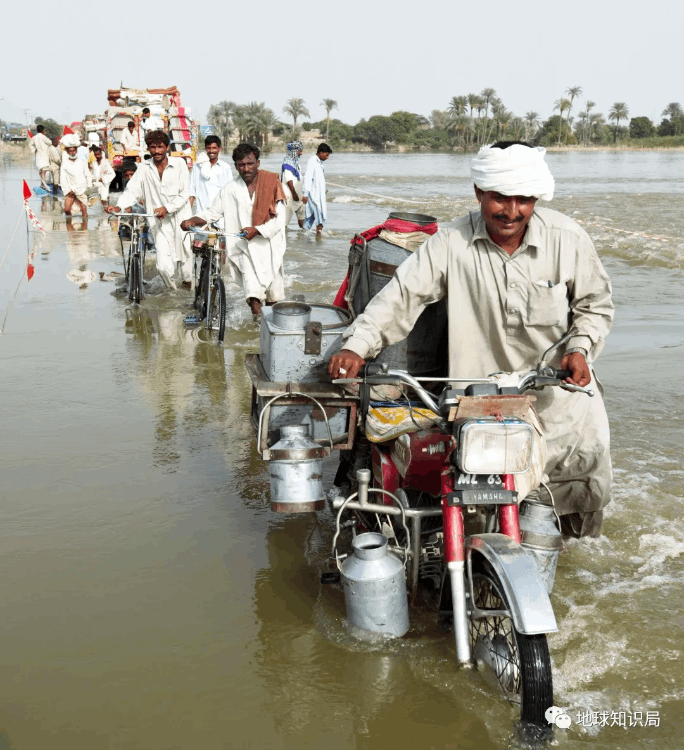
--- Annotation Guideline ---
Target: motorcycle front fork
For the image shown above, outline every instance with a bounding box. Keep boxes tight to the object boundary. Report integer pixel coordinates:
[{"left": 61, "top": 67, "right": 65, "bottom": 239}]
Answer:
[{"left": 441, "top": 472, "right": 519, "bottom": 666}]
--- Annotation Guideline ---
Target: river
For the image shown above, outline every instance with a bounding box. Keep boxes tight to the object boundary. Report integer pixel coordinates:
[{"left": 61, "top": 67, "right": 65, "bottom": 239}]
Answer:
[{"left": 0, "top": 150, "right": 682, "bottom": 749}]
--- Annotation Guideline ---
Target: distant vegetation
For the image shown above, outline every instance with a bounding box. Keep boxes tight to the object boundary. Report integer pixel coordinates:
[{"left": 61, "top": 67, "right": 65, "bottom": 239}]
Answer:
[{"left": 209, "top": 91, "right": 684, "bottom": 152}]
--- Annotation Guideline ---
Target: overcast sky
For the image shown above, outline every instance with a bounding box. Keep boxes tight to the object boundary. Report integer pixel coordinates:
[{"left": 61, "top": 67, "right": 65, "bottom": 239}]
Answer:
[{"left": 1, "top": 0, "right": 680, "bottom": 129}]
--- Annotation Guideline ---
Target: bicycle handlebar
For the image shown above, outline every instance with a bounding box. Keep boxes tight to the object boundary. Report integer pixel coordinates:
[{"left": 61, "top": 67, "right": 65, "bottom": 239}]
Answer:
[{"left": 185, "top": 229, "right": 247, "bottom": 238}]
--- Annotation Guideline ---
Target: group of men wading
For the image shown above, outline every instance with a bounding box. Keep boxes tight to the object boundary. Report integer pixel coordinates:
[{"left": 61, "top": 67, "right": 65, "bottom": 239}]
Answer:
[{"left": 104, "top": 131, "right": 332, "bottom": 310}]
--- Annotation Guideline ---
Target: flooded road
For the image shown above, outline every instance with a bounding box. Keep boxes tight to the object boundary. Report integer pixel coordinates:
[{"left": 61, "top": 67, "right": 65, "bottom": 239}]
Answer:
[{"left": 1, "top": 151, "right": 683, "bottom": 749}]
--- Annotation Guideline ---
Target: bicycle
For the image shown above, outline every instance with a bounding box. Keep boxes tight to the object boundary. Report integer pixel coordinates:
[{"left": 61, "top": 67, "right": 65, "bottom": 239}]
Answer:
[
  {"left": 113, "top": 213, "right": 157, "bottom": 304},
  {"left": 185, "top": 228, "right": 245, "bottom": 344}
]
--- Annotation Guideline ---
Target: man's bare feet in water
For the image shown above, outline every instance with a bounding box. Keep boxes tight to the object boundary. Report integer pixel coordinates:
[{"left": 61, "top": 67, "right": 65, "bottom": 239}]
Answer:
[{"left": 248, "top": 297, "right": 262, "bottom": 316}]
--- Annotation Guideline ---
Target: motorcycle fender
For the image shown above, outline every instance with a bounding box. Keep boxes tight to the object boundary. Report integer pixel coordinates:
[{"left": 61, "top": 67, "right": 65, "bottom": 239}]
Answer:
[{"left": 467, "top": 533, "right": 558, "bottom": 635}]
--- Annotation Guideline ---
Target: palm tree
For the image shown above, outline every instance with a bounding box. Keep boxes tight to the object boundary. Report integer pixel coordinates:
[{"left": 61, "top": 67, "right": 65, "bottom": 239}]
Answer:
[
  {"left": 494, "top": 108, "right": 512, "bottom": 140},
  {"left": 583, "top": 100, "right": 596, "bottom": 144},
  {"left": 565, "top": 86, "right": 582, "bottom": 143},
  {"left": 207, "top": 100, "right": 237, "bottom": 145},
  {"left": 446, "top": 115, "right": 470, "bottom": 150},
  {"left": 282, "top": 98, "right": 310, "bottom": 129},
  {"left": 321, "top": 98, "right": 337, "bottom": 141},
  {"left": 575, "top": 110, "right": 588, "bottom": 144},
  {"left": 553, "top": 98, "right": 571, "bottom": 145},
  {"left": 448, "top": 96, "right": 467, "bottom": 117},
  {"left": 232, "top": 104, "right": 249, "bottom": 142},
  {"left": 243, "top": 102, "right": 279, "bottom": 147},
  {"left": 589, "top": 112, "right": 605, "bottom": 144},
  {"left": 479, "top": 88, "right": 497, "bottom": 144},
  {"left": 608, "top": 102, "right": 629, "bottom": 143},
  {"left": 467, "top": 93, "right": 480, "bottom": 118},
  {"left": 466, "top": 94, "right": 483, "bottom": 145},
  {"left": 662, "top": 102, "right": 683, "bottom": 121},
  {"left": 524, "top": 112, "right": 540, "bottom": 141}
]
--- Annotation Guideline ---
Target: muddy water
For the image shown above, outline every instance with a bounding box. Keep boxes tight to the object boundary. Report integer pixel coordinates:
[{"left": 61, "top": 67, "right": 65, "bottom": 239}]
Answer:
[{"left": 0, "top": 152, "right": 683, "bottom": 749}]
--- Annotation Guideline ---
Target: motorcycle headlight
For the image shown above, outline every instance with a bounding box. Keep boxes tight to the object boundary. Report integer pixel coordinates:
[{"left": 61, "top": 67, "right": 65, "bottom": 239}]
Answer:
[{"left": 456, "top": 419, "right": 534, "bottom": 475}]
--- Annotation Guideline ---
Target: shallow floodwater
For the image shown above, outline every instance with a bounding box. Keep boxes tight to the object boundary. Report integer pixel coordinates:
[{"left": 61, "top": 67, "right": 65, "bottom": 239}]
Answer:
[{"left": 0, "top": 151, "right": 683, "bottom": 749}]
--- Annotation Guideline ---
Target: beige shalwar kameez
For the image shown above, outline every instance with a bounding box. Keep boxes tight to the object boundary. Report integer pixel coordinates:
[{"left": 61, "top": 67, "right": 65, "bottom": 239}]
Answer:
[
  {"left": 198, "top": 176, "right": 287, "bottom": 302},
  {"left": 116, "top": 157, "right": 192, "bottom": 289},
  {"left": 29, "top": 132, "right": 52, "bottom": 171},
  {"left": 48, "top": 145, "right": 62, "bottom": 188},
  {"left": 343, "top": 207, "right": 614, "bottom": 537}
]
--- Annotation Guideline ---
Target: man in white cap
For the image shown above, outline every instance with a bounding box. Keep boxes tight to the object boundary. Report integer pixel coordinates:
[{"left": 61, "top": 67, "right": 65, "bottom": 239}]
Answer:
[
  {"left": 60, "top": 133, "right": 92, "bottom": 217},
  {"left": 328, "top": 141, "right": 614, "bottom": 539}
]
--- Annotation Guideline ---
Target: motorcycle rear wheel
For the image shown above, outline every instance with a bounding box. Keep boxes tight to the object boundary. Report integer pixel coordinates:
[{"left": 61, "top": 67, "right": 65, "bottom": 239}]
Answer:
[{"left": 469, "top": 561, "right": 553, "bottom": 725}]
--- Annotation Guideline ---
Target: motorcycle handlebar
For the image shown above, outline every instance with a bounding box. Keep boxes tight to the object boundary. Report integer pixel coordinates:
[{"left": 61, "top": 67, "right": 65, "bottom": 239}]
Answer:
[{"left": 545, "top": 367, "right": 573, "bottom": 380}]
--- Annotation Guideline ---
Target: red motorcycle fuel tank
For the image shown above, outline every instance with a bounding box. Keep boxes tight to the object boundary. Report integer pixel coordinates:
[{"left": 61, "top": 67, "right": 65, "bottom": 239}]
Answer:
[{"left": 372, "top": 430, "right": 454, "bottom": 499}]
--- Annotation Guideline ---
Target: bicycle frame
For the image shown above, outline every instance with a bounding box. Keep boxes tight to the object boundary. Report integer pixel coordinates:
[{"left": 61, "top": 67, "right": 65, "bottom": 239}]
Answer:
[
  {"left": 188, "top": 229, "right": 243, "bottom": 333},
  {"left": 114, "top": 213, "right": 157, "bottom": 283}
]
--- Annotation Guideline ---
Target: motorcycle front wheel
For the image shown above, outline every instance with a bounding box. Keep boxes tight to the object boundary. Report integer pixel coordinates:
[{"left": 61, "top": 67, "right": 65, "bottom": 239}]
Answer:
[{"left": 469, "top": 560, "right": 553, "bottom": 725}]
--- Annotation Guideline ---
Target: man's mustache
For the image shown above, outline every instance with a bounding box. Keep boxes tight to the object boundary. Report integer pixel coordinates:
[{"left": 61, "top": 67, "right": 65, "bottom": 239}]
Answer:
[{"left": 493, "top": 213, "right": 524, "bottom": 223}]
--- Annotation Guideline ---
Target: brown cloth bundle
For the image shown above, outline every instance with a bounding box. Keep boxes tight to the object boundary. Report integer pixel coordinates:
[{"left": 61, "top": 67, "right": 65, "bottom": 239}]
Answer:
[{"left": 251, "top": 170, "right": 287, "bottom": 227}]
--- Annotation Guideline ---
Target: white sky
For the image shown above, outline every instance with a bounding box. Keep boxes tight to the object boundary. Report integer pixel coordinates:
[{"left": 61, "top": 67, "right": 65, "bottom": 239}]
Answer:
[{"left": 1, "top": 0, "right": 680, "bottom": 129}]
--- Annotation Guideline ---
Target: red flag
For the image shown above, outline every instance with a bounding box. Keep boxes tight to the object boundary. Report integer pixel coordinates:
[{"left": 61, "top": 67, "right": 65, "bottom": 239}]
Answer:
[
  {"left": 22, "top": 179, "right": 32, "bottom": 201},
  {"left": 63, "top": 125, "right": 75, "bottom": 135},
  {"left": 27, "top": 263, "right": 35, "bottom": 281},
  {"left": 27, "top": 129, "right": 34, "bottom": 138}
]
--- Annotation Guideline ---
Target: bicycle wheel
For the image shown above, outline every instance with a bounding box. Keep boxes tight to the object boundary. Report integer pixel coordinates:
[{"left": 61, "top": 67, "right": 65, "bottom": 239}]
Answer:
[
  {"left": 128, "top": 234, "right": 140, "bottom": 302},
  {"left": 195, "top": 258, "right": 209, "bottom": 318},
  {"left": 469, "top": 560, "right": 553, "bottom": 725},
  {"left": 207, "top": 276, "right": 227, "bottom": 343},
  {"left": 129, "top": 252, "right": 143, "bottom": 304}
]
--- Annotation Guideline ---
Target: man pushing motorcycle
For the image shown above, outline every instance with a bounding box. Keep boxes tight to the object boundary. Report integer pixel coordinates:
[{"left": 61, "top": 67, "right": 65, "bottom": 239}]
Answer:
[{"left": 328, "top": 141, "right": 613, "bottom": 538}]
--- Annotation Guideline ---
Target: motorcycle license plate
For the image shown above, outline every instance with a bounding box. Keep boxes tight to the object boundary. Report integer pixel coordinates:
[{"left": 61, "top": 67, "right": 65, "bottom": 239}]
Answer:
[{"left": 447, "top": 473, "right": 517, "bottom": 505}]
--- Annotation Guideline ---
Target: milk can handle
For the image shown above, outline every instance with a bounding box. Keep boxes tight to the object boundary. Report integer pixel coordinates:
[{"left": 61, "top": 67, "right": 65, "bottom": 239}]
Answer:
[
  {"left": 257, "top": 391, "right": 335, "bottom": 458},
  {"left": 331, "top": 488, "right": 411, "bottom": 571}
]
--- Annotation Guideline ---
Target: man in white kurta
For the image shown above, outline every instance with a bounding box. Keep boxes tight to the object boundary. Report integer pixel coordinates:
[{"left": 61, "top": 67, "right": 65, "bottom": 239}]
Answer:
[
  {"left": 329, "top": 143, "right": 614, "bottom": 538},
  {"left": 181, "top": 144, "right": 286, "bottom": 315},
  {"left": 140, "top": 108, "right": 164, "bottom": 138},
  {"left": 120, "top": 121, "right": 141, "bottom": 155},
  {"left": 90, "top": 145, "right": 116, "bottom": 205},
  {"left": 60, "top": 135, "right": 93, "bottom": 216},
  {"left": 189, "top": 135, "right": 233, "bottom": 216},
  {"left": 108, "top": 132, "right": 192, "bottom": 290},
  {"left": 302, "top": 143, "right": 331, "bottom": 233},
  {"left": 29, "top": 125, "right": 53, "bottom": 188}
]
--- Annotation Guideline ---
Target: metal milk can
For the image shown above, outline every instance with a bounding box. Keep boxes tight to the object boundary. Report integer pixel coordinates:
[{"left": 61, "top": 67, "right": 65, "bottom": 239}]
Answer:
[
  {"left": 268, "top": 424, "right": 325, "bottom": 513},
  {"left": 342, "top": 532, "right": 409, "bottom": 638},
  {"left": 519, "top": 500, "right": 562, "bottom": 593}
]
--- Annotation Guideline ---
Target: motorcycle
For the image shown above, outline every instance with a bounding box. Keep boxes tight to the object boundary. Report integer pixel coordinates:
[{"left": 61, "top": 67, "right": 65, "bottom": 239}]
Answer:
[{"left": 247, "top": 318, "right": 593, "bottom": 726}]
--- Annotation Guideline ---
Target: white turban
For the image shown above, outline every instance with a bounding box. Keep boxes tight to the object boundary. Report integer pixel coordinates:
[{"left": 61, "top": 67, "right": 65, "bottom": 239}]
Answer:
[
  {"left": 61, "top": 134, "right": 80, "bottom": 149},
  {"left": 470, "top": 144, "right": 555, "bottom": 201}
]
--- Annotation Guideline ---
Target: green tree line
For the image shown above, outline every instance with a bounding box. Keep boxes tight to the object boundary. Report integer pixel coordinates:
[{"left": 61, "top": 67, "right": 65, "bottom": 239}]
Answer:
[{"left": 201, "top": 92, "right": 684, "bottom": 152}]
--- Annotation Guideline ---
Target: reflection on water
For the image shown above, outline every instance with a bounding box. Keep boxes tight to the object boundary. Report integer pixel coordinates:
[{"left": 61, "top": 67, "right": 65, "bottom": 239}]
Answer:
[{"left": 0, "top": 154, "right": 683, "bottom": 749}]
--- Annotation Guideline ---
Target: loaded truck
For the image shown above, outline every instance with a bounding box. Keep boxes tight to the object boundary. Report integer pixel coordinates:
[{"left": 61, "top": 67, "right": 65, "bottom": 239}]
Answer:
[{"left": 104, "top": 86, "right": 199, "bottom": 190}]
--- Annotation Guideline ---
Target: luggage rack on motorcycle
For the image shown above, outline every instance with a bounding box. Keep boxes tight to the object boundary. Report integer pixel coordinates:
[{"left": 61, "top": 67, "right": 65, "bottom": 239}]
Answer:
[{"left": 245, "top": 353, "right": 360, "bottom": 452}]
